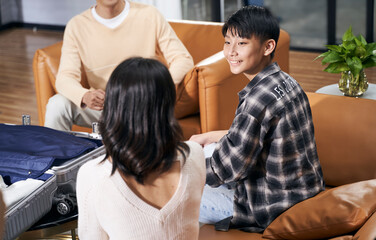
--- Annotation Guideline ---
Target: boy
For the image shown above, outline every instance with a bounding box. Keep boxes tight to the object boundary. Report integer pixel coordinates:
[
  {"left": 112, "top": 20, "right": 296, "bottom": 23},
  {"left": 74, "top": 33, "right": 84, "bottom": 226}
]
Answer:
[{"left": 190, "top": 6, "right": 324, "bottom": 232}]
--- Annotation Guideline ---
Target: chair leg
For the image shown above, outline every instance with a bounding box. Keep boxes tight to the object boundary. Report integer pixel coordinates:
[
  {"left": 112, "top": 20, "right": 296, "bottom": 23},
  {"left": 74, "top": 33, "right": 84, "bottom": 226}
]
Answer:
[{"left": 71, "top": 228, "right": 77, "bottom": 239}]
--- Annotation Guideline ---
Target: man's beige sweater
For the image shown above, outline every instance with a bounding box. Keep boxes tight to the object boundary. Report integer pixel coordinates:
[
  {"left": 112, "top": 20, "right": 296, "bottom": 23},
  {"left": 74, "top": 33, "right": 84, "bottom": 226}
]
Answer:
[{"left": 56, "top": 2, "right": 193, "bottom": 107}]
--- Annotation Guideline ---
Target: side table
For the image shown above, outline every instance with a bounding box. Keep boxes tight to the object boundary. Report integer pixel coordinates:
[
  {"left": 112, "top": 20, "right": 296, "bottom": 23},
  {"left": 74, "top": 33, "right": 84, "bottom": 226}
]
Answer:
[{"left": 315, "top": 83, "right": 376, "bottom": 100}]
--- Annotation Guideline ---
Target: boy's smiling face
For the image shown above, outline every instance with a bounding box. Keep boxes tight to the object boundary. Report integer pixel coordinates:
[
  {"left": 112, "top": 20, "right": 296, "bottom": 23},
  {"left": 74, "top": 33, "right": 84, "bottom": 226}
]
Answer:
[{"left": 223, "top": 30, "right": 274, "bottom": 80}]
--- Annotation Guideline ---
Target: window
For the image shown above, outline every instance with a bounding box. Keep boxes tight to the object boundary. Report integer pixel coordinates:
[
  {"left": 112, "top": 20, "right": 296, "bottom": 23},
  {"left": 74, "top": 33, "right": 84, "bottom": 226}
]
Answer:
[{"left": 181, "top": 0, "right": 375, "bottom": 51}]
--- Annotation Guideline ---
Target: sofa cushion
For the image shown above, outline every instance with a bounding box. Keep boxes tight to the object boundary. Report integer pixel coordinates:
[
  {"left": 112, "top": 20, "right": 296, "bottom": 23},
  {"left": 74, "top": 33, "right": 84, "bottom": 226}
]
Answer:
[
  {"left": 177, "top": 114, "right": 201, "bottom": 140},
  {"left": 306, "top": 93, "right": 376, "bottom": 187},
  {"left": 262, "top": 180, "right": 376, "bottom": 240},
  {"left": 174, "top": 67, "right": 199, "bottom": 119}
]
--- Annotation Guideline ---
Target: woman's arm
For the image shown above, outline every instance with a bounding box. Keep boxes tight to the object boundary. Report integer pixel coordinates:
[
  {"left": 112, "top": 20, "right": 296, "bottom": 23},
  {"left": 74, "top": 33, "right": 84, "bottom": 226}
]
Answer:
[
  {"left": 189, "top": 130, "right": 228, "bottom": 146},
  {"left": 76, "top": 164, "right": 109, "bottom": 240}
]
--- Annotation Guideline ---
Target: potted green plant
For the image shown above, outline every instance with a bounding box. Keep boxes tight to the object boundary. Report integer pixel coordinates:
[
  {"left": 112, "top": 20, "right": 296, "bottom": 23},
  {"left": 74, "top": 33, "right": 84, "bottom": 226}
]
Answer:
[{"left": 315, "top": 26, "right": 376, "bottom": 97}]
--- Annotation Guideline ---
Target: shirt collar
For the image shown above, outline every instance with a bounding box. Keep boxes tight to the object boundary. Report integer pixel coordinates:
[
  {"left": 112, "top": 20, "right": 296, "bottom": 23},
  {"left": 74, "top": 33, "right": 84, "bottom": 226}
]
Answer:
[
  {"left": 91, "top": 0, "right": 129, "bottom": 28},
  {"left": 238, "top": 62, "right": 281, "bottom": 99}
]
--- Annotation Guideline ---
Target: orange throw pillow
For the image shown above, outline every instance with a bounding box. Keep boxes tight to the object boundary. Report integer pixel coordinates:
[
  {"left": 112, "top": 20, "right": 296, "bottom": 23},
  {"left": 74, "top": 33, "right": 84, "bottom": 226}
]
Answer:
[{"left": 263, "top": 180, "right": 376, "bottom": 240}]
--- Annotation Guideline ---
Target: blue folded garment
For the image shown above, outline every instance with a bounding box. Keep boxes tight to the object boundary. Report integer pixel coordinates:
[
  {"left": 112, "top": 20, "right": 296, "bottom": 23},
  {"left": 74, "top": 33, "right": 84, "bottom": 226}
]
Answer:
[{"left": 0, "top": 124, "right": 98, "bottom": 184}]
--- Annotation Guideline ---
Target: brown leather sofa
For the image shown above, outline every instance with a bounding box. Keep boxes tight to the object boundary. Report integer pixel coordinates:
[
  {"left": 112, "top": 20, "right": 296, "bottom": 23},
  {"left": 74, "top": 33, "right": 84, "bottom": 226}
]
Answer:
[
  {"left": 33, "top": 19, "right": 376, "bottom": 239},
  {"left": 32, "top": 19, "right": 290, "bottom": 139}
]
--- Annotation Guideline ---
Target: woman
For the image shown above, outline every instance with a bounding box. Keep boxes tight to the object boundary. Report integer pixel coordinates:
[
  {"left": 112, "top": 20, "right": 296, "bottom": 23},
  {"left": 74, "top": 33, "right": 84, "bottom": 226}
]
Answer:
[{"left": 76, "top": 57, "right": 205, "bottom": 239}]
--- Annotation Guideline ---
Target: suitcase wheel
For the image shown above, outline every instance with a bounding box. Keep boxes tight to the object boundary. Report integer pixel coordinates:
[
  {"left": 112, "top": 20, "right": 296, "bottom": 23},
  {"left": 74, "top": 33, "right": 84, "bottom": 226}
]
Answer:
[{"left": 56, "top": 197, "right": 75, "bottom": 215}]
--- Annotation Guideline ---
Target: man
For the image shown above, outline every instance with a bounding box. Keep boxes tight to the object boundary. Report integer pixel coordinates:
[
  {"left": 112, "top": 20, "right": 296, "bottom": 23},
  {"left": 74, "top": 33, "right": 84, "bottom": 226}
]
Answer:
[
  {"left": 45, "top": 0, "right": 193, "bottom": 131},
  {"left": 190, "top": 6, "right": 324, "bottom": 232}
]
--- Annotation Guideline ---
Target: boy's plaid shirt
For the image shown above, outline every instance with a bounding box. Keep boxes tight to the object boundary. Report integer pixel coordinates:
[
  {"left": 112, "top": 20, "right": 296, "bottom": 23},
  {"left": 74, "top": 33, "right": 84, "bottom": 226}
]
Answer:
[{"left": 206, "top": 63, "right": 325, "bottom": 232}]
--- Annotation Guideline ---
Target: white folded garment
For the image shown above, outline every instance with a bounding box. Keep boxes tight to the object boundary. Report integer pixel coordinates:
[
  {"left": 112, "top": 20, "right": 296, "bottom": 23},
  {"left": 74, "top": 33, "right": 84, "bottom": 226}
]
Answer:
[
  {"left": 203, "top": 142, "right": 217, "bottom": 158},
  {"left": 0, "top": 176, "right": 44, "bottom": 209}
]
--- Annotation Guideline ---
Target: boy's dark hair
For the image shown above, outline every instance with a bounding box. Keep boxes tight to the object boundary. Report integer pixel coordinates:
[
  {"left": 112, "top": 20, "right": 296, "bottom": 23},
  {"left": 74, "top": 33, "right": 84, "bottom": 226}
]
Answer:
[
  {"left": 100, "top": 57, "right": 189, "bottom": 184},
  {"left": 222, "top": 5, "right": 280, "bottom": 58}
]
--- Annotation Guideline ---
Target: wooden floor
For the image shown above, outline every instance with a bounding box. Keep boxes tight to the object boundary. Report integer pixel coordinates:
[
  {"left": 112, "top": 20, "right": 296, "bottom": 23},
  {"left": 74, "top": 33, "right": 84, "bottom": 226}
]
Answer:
[
  {"left": 0, "top": 28, "right": 63, "bottom": 125},
  {"left": 0, "top": 28, "right": 376, "bottom": 125}
]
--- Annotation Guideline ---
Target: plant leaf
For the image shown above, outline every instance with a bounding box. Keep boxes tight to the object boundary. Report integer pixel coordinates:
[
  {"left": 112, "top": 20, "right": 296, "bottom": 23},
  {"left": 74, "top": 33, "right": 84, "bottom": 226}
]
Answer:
[
  {"left": 342, "top": 26, "right": 354, "bottom": 42},
  {"left": 324, "top": 62, "right": 350, "bottom": 73},
  {"left": 363, "top": 56, "right": 376, "bottom": 68},
  {"left": 343, "top": 40, "right": 356, "bottom": 51},
  {"left": 365, "top": 42, "right": 376, "bottom": 57},
  {"left": 322, "top": 51, "right": 343, "bottom": 64},
  {"left": 314, "top": 51, "right": 330, "bottom": 61},
  {"left": 346, "top": 57, "right": 362, "bottom": 77},
  {"left": 354, "top": 46, "right": 366, "bottom": 58},
  {"left": 354, "top": 37, "right": 365, "bottom": 49},
  {"left": 356, "top": 34, "right": 367, "bottom": 46},
  {"left": 326, "top": 45, "right": 342, "bottom": 52}
]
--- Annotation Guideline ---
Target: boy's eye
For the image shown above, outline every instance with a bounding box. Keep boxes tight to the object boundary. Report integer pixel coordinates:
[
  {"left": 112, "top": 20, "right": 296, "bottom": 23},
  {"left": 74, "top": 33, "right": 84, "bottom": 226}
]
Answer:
[
  {"left": 238, "top": 42, "right": 247, "bottom": 45},
  {"left": 224, "top": 41, "right": 230, "bottom": 45}
]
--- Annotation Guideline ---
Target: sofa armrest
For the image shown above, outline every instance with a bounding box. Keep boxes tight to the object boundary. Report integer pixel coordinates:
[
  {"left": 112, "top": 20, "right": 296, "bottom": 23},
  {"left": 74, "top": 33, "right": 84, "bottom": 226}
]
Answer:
[
  {"left": 354, "top": 211, "right": 376, "bottom": 240},
  {"left": 32, "top": 41, "right": 63, "bottom": 125},
  {"left": 197, "top": 52, "right": 248, "bottom": 132},
  {"left": 32, "top": 41, "right": 90, "bottom": 126}
]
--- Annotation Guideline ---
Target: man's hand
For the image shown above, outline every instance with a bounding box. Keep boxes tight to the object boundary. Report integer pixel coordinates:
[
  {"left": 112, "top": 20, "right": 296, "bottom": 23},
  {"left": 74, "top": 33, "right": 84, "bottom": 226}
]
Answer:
[
  {"left": 82, "top": 89, "right": 105, "bottom": 111},
  {"left": 189, "top": 130, "right": 228, "bottom": 146}
]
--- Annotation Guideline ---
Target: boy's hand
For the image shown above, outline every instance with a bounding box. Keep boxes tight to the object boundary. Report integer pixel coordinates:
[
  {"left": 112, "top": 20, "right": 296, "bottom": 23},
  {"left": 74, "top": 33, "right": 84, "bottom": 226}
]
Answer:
[
  {"left": 82, "top": 89, "right": 106, "bottom": 111},
  {"left": 189, "top": 130, "right": 228, "bottom": 146}
]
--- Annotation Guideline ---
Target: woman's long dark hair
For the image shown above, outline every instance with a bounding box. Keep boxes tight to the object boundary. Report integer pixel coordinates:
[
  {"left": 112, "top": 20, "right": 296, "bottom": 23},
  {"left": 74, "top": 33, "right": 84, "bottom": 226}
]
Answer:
[{"left": 100, "top": 57, "right": 189, "bottom": 184}]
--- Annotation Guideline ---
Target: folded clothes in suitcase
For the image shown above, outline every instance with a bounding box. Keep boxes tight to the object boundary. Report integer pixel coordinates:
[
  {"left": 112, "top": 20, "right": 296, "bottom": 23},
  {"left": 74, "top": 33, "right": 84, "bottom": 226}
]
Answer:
[
  {"left": 0, "top": 124, "right": 104, "bottom": 240},
  {"left": 0, "top": 124, "right": 98, "bottom": 185}
]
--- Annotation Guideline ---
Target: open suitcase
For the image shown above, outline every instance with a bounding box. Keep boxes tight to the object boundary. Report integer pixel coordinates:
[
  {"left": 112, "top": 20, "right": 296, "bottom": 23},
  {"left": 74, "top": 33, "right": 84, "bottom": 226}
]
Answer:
[{"left": 0, "top": 124, "right": 105, "bottom": 240}]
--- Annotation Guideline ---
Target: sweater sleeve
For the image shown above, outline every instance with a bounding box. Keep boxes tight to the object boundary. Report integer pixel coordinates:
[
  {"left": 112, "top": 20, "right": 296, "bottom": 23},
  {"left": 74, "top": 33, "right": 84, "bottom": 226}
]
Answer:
[
  {"left": 55, "top": 19, "right": 90, "bottom": 107},
  {"left": 187, "top": 141, "right": 206, "bottom": 188},
  {"left": 76, "top": 163, "right": 109, "bottom": 240},
  {"left": 154, "top": 10, "right": 194, "bottom": 85}
]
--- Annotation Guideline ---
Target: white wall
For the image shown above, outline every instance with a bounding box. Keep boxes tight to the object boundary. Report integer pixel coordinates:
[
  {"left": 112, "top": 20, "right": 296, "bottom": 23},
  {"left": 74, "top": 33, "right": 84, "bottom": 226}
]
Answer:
[
  {"left": 0, "top": 0, "right": 182, "bottom": 26},
  {"left": 20, "top": 0, "right": 92, "bottom": 25},
  {"left": 133, "top": 0, "right": 182, "bottom": 20}
]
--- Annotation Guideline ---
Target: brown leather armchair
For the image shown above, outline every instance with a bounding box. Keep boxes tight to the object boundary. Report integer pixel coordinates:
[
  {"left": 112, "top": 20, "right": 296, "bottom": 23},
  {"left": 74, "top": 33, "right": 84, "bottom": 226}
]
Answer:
[{"left": 33, "top": 19, "right": 290, "bottom": 139}]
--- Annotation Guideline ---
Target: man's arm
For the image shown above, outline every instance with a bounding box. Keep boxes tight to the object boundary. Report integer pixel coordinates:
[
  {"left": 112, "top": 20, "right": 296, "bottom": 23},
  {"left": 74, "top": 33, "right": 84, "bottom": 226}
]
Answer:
[
  {"left": 81, "top": 89, "right": 105, "bottom": 110},
  {"left": 55, "top": 20, "right": 90, "bottom": 108},
  {"left": 154, "top": 11, "right": 194, "bottom": 85}
]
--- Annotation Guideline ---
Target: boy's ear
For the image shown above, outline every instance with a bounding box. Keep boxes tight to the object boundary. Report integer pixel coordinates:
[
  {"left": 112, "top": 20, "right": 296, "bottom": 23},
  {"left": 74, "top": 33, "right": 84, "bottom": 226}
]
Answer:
[{"left": 263, "top": 39, "right": 276, "bottom": 57}]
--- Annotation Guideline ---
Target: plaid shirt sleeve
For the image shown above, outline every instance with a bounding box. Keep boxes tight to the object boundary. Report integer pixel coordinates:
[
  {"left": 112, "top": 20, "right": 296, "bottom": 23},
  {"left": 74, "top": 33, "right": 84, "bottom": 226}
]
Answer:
[{"left": 205, "top": 112, "right": 263, "bottom": 187}]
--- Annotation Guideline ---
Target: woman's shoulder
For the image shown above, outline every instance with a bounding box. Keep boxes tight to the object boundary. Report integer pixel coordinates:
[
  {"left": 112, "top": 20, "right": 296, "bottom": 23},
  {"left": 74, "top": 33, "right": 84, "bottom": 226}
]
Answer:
[
  {"left": 77, "top": 155, "right": 110, "bottom": 182},
  {"left": 185, "top": 140, "right": 202, "bottom": 151},
  {"left": 183, "top": 141, "right": 205, "bottom": 170},
  {"left": 184, "top": 141, "right": 205, "bottom": 159}
]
